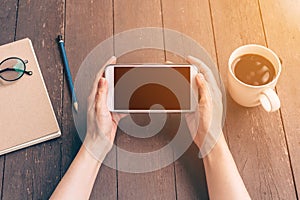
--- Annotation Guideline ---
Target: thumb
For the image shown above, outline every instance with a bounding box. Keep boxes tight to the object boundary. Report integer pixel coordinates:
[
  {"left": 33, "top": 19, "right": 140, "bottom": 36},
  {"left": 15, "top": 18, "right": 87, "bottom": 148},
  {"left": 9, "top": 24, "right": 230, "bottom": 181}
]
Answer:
[
  {"left": 96, "top": 77, "right": 109, "bottom": 112},
  {"left": 196, "top": 73, "right": 211, "bottom": 105}
]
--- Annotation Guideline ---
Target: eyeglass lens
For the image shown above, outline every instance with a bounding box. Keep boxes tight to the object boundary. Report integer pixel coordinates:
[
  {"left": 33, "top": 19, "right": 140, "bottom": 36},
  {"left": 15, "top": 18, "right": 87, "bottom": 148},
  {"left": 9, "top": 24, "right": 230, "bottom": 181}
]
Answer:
[{"left": 0, "top": 58, "right": 26, "bottom": 81}]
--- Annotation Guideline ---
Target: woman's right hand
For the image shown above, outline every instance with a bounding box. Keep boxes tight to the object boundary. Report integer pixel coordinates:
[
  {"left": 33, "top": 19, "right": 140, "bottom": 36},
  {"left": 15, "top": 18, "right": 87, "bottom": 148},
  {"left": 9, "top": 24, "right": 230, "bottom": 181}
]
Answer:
[{"left": 185, "top": 56, "right": 224, "bottom": 157}]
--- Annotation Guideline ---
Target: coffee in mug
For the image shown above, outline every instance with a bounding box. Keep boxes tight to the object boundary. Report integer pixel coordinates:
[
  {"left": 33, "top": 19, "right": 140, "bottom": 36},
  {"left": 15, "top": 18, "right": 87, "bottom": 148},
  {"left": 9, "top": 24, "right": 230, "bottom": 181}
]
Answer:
[
  {"left": 228, "top": 44, "right": 282, "bottom": 112},
  {"left": 233, "top": 54, "right": 276, "bottom": 86}
]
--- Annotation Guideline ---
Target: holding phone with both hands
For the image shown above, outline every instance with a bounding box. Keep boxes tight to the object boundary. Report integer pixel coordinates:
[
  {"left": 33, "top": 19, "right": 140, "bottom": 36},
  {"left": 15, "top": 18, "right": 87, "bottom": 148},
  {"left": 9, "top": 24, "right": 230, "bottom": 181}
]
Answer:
[{"left": 105, "top": 64, "right": 198, "bottom": 113}]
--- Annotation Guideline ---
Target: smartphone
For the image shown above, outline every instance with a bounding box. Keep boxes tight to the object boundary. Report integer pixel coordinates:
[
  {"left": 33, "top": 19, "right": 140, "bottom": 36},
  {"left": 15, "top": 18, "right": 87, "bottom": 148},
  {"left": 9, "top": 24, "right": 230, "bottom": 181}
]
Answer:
[{"left": 105, "top": 64, "right": 198, "bottom": 113}]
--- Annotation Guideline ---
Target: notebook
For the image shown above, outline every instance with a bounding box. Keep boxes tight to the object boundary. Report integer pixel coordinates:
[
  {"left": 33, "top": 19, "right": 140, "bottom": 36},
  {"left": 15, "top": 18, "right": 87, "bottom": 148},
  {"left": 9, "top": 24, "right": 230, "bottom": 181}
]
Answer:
[{"left": 0, "top": 38, "right": 61, "bottom": 155}]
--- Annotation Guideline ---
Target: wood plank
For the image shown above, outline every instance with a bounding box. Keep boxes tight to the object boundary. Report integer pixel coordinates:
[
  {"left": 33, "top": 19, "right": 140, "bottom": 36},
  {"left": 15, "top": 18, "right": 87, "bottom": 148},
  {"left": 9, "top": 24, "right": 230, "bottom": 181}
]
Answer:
[
  {"left": 173, "top": 144, "right": 208, "bottom": 200},
  {"left": 259, "top": 0, "right": 300, "bottom": 196},
  {"left": 1, "top": 0, "right": 64, "bottom": 199},
  {"left": 0, "top": 0, "right": 18, "bottom": 45},
  {"left": 0, "top": 1, "right": 18, "bottom": 197},
  {"left": 209, "top": 1, "right": 297, "bottom": 199},
  {"left": 0, "top": 157, "right": 3, "bottom": 199},
  {"left": 64, "top": 1, "right": 116, "bottom": 199},
  {"left": 161, "top": 0, "right": 217, "bottom": 199},
  {"left": 162, "top": 0, "right": 217, "bottom": 63},
  {"left": 114, "top": 0, "right": 176, "bottom": 199}
]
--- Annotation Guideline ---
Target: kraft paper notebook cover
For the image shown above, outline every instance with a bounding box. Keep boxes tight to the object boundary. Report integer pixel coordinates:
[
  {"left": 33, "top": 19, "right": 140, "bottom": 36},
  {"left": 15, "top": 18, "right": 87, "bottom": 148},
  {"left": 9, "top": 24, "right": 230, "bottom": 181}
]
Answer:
[{"left": 0, "top": 38, "right": 61, "bottom": 155}]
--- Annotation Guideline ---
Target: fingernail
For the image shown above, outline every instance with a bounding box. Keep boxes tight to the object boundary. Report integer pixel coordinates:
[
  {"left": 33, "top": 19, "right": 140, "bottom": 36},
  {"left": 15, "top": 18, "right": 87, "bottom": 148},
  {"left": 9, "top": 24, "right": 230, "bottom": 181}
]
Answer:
[
  {"left": 100, "top": 77, "right": 106, "bottom": 87},
  {"left": 110, "top": 56, "right": 117, "bottom": 62},
  {"left": 197, "top": 73, "right": 205, "bottom": 80},
  {"left": 187, "top": 55, "right": 195, "bottom": 60}
]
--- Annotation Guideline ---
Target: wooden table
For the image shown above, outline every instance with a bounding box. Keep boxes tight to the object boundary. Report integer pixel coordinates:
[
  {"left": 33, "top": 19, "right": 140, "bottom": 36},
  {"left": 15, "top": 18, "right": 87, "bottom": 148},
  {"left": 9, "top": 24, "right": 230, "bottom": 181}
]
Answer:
[{"left": 1, "top": 0, "right": 299, "bottom": 199}]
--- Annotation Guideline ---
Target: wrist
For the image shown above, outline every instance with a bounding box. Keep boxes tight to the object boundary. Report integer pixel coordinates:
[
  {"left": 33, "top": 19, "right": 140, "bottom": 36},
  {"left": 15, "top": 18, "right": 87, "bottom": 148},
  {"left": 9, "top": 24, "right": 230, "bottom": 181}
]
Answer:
[
  {"left": 197, "top": 128, "right": 224, "bottom": 158},
  {"left": 202, "top": 134, "right": 228, "bottom": 164},
  {"left": 79, "top": 145, "right": 102, "bottom": 166},
  {"left": 83, "top": 132, "right": 113, "bottom": 163}
]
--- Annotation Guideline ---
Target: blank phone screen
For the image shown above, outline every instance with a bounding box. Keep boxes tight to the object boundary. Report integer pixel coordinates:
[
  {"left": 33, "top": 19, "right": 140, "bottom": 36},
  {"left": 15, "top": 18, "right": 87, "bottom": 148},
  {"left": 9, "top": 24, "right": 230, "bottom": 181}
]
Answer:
[{"left": 114, "top": 67, "right": 190, "bottom": 110}]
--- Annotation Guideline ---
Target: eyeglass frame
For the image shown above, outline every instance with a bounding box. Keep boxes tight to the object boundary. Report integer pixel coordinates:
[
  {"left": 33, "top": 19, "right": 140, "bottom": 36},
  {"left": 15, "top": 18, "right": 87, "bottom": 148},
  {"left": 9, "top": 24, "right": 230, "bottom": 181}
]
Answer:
[{"left": 0, "top": 57, "right": 33, "bottom": 82}]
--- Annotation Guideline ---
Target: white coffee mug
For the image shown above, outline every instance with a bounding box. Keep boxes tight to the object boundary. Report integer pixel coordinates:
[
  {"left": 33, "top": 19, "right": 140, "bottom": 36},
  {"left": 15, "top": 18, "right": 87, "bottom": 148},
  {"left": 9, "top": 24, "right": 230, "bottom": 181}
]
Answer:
[{"left": 228, "top": 44, "right": 281, "bottom": 112}]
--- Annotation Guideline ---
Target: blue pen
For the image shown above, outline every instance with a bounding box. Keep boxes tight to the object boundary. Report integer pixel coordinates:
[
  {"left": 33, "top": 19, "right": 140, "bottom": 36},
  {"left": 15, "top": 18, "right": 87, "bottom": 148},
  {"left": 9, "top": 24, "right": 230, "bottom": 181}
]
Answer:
[{"left": 57, "top": 35, "right": 78, "bottom": 112}]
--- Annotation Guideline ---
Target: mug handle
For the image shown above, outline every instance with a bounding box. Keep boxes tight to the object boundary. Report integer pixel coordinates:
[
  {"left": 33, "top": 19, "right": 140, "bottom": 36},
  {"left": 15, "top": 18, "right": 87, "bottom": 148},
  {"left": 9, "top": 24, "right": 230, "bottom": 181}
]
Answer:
[{"left": 259, "top": 88, "right": 281, "bottom": 112}]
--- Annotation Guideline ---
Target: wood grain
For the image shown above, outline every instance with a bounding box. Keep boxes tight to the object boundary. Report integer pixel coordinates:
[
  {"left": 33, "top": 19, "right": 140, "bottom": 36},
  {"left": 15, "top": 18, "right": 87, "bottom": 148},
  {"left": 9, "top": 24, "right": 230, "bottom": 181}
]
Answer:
[
  {"left": 0, "top": 1, "right": 18, "bottom": 197},
  {"left": 0, "top": 157, "right": 3, "bottom": 199},
  {"left": 1, "top": 0, "right": 64, "bottom": 199},
  {"left": 210, "top": 0, "right": 297, "bottom": 199},
  {"left": 259, "top": 0, "right": 300, "bottom": 196},
  {"left": 114, "top": 0, "right": 176, "bottom": 199},
  {"left": 161, "top": 0, "right": 217, "bottom": 199},
  {"left": 0, "top": 0, "right": 299, "bottom": 199},
  {"left": 64, "top": 1, "right": 117, "bottom": 199},
  {"left": 162, "top": 0, "right": 217, "bottom": 63},
  {"left": 173, "top": 140, "right": 209, "bottom": 200},
  {"left": 0, "top": 0, "right": 17, "bottom": 45}
]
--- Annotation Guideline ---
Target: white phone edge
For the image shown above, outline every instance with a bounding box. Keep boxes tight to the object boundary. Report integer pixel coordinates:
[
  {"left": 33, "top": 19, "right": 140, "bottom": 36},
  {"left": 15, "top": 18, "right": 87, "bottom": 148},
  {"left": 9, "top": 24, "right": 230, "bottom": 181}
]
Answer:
[{"left": 104, "top": 64, "right": 199, "bottom": 113}]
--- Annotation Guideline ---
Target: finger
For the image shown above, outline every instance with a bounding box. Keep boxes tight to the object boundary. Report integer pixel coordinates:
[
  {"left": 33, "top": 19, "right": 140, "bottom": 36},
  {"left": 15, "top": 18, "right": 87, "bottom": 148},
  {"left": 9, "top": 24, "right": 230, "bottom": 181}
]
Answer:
[
  {"left": 112, "top": 112, "right": 129, "bottom": 123},
  {"left": 165, "top": 61, "right": 173, "bottom": 64},
  {"left": 91, "top": 56, "right": 116, "bottom": 99},
  {"left": 187, "top": 55, "right": 218, "bottom": 86},
  {"left": 89, "top": 56, "right": 116, "bottom": 104},
  {"left": 95, "top": 77, "right": 109, "bottom": 112},
  {"left": 195, "top": 73, "right": 211, "bottom": 105}
]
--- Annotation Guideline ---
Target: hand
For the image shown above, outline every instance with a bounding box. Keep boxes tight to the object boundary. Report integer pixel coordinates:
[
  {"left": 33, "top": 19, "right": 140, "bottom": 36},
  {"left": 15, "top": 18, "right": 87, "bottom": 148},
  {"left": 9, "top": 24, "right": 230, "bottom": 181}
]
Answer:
[
  {"left": 185, "top": 56, "right": 224, "bottom": 157},
  {"left": 83, "top": 56, "right": 125, "bottom": 162}
]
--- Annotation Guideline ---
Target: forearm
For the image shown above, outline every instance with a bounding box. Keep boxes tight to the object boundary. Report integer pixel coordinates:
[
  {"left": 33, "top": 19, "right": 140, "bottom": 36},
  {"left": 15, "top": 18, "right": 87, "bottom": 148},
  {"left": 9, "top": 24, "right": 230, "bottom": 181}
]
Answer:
[
  {"left": 203, "top": 133, "right": 251, "bottom": 200},
  {"left": 50, "top": 145, "right": 102, "bottom": 200}
]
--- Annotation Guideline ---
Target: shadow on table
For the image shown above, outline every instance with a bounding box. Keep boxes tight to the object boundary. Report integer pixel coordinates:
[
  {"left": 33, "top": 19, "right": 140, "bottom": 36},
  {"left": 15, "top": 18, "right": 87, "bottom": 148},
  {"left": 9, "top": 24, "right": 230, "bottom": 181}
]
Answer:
[
  {"left": 168, "top": 113, "right": 209, "bottom": 199},
  {"left": 118, "top": 113, "right": 209, "bottom": 199}
]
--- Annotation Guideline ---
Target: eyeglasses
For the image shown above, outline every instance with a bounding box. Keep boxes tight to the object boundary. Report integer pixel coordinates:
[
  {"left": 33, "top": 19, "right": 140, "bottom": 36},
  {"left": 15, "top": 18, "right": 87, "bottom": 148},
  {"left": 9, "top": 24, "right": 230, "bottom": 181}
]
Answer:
[{"left": 0, "top": 57, "right": 33, "bottom": 81}]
